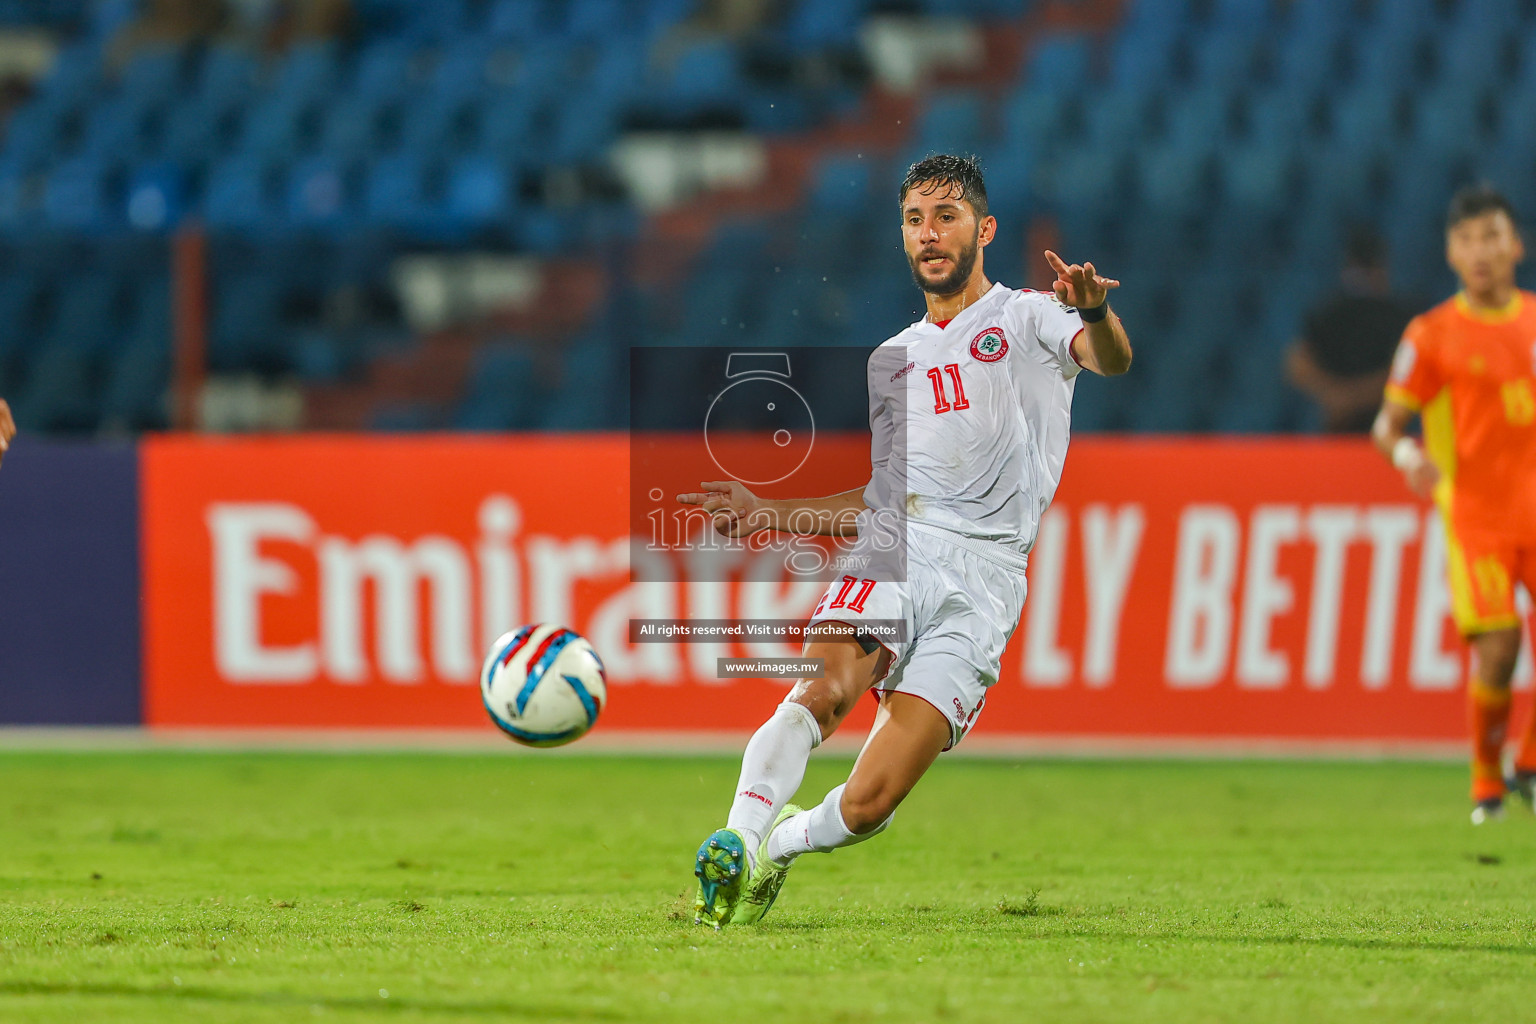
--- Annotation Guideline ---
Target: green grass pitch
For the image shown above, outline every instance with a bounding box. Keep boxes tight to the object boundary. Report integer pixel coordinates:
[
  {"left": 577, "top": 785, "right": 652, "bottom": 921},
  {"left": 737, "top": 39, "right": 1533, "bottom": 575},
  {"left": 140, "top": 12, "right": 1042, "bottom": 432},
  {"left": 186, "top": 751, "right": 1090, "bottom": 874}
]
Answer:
[{"left": 2, "top": 750, "right": 1535, "bottom": 1023}]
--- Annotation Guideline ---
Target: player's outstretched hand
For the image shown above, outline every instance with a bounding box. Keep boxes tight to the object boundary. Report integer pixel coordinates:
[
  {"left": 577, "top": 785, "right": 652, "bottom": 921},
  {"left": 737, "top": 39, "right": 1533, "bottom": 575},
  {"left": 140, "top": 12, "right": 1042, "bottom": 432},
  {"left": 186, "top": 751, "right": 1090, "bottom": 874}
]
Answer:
[
  {"left": 1045, "top": 250, "right": 1120, "bottom": 311},
  {"left": 1398, "top": 449, "right": 1440, "bottom": 499},
  {"left": 0, "top": 398, "right": 14, "bottom": 469},
  {"left": 676, "top": 480, "right": 772, "bottom": 537}
]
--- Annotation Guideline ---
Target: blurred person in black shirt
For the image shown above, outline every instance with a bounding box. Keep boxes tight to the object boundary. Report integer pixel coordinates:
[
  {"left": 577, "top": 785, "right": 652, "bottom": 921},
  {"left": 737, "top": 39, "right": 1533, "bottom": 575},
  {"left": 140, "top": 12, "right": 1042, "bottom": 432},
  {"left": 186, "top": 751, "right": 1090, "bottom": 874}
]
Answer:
[{"left": 1287, "top": 227, "right": 1420, "bottom": 432}]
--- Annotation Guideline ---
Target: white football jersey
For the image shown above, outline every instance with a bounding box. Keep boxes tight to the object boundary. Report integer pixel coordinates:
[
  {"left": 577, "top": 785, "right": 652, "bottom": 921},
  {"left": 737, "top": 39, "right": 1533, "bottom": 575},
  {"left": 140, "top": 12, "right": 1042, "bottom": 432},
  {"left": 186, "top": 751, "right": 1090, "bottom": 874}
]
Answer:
[{"left": 862, "top": 281, "right": 1084, "bottom": 570}]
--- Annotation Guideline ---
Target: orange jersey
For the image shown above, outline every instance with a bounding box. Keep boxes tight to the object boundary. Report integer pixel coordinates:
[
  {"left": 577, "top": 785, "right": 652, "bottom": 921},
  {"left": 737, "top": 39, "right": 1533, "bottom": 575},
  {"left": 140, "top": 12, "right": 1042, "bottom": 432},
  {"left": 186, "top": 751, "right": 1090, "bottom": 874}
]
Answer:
[{"left": 1385, "top": 291, "right": 1536, "bottom": 538}]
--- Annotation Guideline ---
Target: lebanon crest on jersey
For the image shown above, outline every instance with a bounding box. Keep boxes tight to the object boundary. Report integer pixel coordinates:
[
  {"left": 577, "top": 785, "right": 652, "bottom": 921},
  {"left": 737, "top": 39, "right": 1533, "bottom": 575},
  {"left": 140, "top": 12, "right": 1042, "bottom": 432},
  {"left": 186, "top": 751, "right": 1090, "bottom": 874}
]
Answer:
[{"left": 970, "top": 326, "right": 1008, "bottom": 362}]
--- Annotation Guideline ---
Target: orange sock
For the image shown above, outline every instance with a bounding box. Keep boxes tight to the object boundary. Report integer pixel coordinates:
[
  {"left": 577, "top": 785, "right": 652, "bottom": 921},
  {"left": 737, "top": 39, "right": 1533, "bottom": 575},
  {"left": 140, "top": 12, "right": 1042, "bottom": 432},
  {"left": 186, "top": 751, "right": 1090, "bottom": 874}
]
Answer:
[{"left": 1468, "top": 678, "right": 1512, "bottom": 802}]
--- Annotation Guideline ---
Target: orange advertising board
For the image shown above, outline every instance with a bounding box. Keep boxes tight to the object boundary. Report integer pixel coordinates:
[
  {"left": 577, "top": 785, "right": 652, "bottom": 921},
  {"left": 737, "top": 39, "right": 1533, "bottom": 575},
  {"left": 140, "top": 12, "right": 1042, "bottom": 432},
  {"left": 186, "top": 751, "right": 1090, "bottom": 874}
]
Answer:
[{"left": 141, "top": 435, "right": 1527, "bottom": 741}]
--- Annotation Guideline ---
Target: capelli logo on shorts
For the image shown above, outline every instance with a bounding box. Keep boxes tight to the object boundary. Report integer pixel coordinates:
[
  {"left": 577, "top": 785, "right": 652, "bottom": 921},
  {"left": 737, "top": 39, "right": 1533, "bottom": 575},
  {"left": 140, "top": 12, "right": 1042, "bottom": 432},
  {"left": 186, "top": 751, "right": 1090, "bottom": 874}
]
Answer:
[
  {"left": 970, "top": 327, "right": 1008, "bottom": 362},
  {"left": 952, "top": 697, "right": 966, "bottom": 722}
]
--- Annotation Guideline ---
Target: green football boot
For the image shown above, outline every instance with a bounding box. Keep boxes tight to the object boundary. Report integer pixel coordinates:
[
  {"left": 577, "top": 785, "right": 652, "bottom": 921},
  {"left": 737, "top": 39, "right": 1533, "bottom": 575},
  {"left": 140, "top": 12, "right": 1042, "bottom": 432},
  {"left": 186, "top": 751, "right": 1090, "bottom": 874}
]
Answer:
[
  {"left": 693, "top": 828, "right": 749, "bottom": 929},
  {"left": 731, "top": 803, "right": 803, "bottom": 925}
]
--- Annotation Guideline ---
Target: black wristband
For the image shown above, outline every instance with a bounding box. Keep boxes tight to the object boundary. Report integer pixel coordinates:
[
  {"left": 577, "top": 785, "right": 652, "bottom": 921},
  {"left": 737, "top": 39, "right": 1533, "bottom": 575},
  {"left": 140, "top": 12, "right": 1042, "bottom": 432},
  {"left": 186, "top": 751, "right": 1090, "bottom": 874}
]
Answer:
[{"left": 1078, "top": 300, "right": 1109, "bottom": 324}]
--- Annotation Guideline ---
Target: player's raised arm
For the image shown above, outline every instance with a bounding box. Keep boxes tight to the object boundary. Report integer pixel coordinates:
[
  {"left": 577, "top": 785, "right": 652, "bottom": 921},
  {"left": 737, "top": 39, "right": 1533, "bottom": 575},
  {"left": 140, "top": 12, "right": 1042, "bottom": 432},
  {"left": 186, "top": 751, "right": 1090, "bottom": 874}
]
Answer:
[
  {"left": 1371, "top": 397, "right": 1439, "bottom": 498},
  {"left": 677, "top": 481, "right": 866, "bottom": 538},
  {"left": 1048, "top": 251, "right": 1132, "bottom": 376}
]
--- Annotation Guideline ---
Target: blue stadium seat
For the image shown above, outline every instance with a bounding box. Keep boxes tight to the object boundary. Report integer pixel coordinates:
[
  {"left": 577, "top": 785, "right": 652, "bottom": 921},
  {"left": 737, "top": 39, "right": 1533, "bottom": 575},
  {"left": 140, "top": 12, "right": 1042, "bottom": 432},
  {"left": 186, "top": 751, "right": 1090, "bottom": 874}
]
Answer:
[
  {"left": 666, "top": 40, "right": 742, "bottom": 105},
  {"left": 1326, "top": 86, "right": 1402, "bottom": 157},
  {"left": 115, "top": 44, "right": 187, "bottom": 105},
  {"left": 197, "top": 44, "right": 261, "bottom": 108},
  {"left": 1136, "top": 144, "right": 1213, "bottom": 217},
  {"left": 1000, "top": 86, "right": 1069, "bottom": 154},
  {"left": 1273, "top": 34, "right": 1341, "bottom": 97},
  {"left": 124, "top": 162, "right": 185, "bottom": 231},
  {"left": 431, "top": 38, "right": 498, "bottom": 102},
  {"left": 1022, "top": 33, "right": 1092, "bottom": 90},
  {"left": 1220, "top": 142, "right": 1294, "bottom": 218},
  {"left": 211, "top": 273, "right": 287, "bottom": 371},
  {"left": 640, "top": 0, "right": 700, "bottom": 37},
  {"left": 160, "top": 98, "right": 229, "bottom": 165},
  {"left": 1453, "top": 0, "right": 1527, "bottom": 34},
  {"left": 42, "top": 158, "right": 112, "bottom": 229},
  {"left": 809, "top": 153, "right": 873, "bottom": 211},
  {"left": 269, "top": 40, "right": 342, "bottom": 103},
  {"left": 1122, "top": 0, "right": 1193, "bottom": 36},
  {"left": 363, "top": 153, "right": 438, "bottom": 228},
  {"left": 1082, "top": 86, "right": 1160, "bottom": 157},
  {"left": 541, "top": 335, "right": 623, "bottom": 430},
  {"left": 47, "top": 271, "right": 122, "bottom": 353},
  {"left": 445, "top": 157, "right": 512, "bottom": 226},
  {"left": 915, "top": 92, "right": 985, "bottom": 155},
  {"left": 233, "top": 94, "right": 314, "bottom": 159},
  {"left": 1040, "top": 147, "right": 1125, "bottom": 218},
  {"left": 1409, "top": 86, "right": 1488, "bottom": 162},
  {"left": 455, "top": 345, "right": 541, "bottom": 429},
  {"left": 786, "top": 0, "right": 867, "bottom": 46},
  {"left": 567, "top": 0, "right": 638, "bottom": 38},
  {"left": 1283, "top": 0, "right": 1346, "bottom": 39},
  {"left": 474, "top": 94, "right": 536, "bottom": 156},
  {"left": 1106, "top": 27, "right": 1180, "bottom": 90},
  {"left": 352, "top": 39, "right": 418, "bottom": 102},
  {"left": 100, "top": 323, "right": 169, "bottom": 429},
  {"left": 286, "top": 157, "right": 354, "bottom": 228},
  {"left": 1209, "top": 0, "right": 1273, "bottom": 31},
  {"left": 1298, "top": 143, "right": 1379, "bottom": 219},
  {"left": 1243, "top": 88, "right": 1319, "bottom": 143},
  {"left": 78, "top": 94, "right": 156, "bottom": 160},
  {"left": 1162, "top": 91, "right": 1232, "bottom": 150},
  {"left": 0, "top": 162, "right": 38, "bottom": 229},
  {"left": 13, "top": 344, "right": 99, "bottom": 432},
  {"left": 203, "top": 156, "right": 278, "bottom": 229},
  {"left": 546, "top": 99, "right": 619, "bottom": 161},
  {"left": 317, "top": 94, "right": 389, "bottom": 160},
  {"left": 0, "top": 99, "right": 71, "bottom": 170},
  {"left": 1435, "top": 22, "right": 1512, "bottom": 93},
  {"left": 0, "top": 272, "right": 45, "bottom": 357},
  {"left": 1364, "top": 0, "right": 1440, "bottom": 43},
  {"left": 1191, "top": 29, "right": 1265, "bottom": 91},
  {"left": 398, "top": 95, "right": 473, "bottom": 156},
  {"left": 34, "top": 40, "right": 102, "bottom": 108}
]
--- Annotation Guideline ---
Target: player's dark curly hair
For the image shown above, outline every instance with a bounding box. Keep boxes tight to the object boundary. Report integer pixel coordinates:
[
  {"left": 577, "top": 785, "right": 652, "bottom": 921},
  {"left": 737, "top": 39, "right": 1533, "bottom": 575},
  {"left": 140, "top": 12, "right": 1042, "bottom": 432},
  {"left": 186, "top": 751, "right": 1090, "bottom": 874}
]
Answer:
[
  {"left": 1447, "top": 183, "right": 1518, "bottom": 231},
  {"left": 900, "top": 153, "right": 988, "bottom": 221}
]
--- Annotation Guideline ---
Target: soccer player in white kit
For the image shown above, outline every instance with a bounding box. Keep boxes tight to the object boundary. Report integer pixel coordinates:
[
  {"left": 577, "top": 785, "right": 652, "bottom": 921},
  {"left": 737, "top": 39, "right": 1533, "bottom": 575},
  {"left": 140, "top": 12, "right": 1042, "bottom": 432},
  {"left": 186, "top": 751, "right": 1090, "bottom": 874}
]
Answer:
[{"left": 678, "top": 155, "right": 1132, "bottom": 926}]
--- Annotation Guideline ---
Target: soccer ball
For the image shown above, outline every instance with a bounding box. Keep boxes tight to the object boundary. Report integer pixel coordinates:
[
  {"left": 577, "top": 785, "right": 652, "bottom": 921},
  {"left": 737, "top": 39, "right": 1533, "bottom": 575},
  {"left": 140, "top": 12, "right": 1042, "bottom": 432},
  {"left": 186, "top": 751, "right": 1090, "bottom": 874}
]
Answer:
[{"left": 480, "top": 624, "right": 607, "bottom": 747}]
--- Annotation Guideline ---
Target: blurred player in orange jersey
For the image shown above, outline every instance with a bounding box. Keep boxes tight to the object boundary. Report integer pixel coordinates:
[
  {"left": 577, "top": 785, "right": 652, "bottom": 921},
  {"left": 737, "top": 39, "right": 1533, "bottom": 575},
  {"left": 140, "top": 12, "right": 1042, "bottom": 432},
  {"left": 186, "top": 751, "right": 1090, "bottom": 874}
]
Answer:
[
  {"left": 1373, "top": 185, "right": 1536, "bottom": 824},
  {"left": 0, "top": 397, "right": 13, "bottom": 468}
]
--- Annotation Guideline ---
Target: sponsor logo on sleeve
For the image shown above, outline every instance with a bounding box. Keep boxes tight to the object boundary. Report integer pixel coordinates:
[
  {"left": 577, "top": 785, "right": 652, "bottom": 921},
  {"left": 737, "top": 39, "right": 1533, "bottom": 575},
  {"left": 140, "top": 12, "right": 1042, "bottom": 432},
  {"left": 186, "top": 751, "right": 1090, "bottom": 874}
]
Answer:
[{"left": 970, "top": 327, "right": 1009, "bottom": 362}]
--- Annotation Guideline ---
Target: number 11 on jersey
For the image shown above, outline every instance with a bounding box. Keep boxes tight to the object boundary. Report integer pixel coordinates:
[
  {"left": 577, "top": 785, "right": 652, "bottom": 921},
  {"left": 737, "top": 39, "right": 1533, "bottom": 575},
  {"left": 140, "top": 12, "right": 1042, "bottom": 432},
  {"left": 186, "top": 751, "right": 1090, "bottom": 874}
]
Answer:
[{"left": 927, "top": 363, "right": 969, "bottom": 414}]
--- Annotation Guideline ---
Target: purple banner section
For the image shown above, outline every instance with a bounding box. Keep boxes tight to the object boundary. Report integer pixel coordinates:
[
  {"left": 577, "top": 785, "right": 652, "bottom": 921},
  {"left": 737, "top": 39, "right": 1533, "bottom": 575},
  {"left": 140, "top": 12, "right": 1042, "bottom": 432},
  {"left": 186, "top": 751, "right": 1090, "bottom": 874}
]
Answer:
[{"left": 0, "top": 439, "right": 141, "bottom": 724}]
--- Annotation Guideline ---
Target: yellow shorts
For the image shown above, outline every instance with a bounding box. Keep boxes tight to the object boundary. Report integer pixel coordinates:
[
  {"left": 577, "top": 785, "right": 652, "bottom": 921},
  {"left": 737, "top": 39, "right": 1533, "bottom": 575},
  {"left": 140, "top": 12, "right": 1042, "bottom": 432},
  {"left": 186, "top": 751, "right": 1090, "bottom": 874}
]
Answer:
[{"left": 1444, "top": 522, "right": 1536, "bottom": 635}]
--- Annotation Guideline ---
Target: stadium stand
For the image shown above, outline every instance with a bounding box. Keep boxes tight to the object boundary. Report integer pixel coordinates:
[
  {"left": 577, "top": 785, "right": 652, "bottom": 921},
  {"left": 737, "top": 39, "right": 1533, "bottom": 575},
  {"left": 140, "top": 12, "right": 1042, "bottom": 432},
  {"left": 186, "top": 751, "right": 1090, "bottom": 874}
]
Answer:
[{"left": 0, "top": 0, "right": 1530, "bottom": 433}]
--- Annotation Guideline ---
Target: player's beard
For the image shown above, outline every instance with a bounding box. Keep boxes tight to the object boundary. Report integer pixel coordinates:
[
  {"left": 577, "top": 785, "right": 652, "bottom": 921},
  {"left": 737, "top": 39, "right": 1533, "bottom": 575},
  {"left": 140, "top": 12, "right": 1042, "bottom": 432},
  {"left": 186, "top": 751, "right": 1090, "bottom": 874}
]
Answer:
[{"left": 908, "top": 229, "right": 980, "bottom": 295}]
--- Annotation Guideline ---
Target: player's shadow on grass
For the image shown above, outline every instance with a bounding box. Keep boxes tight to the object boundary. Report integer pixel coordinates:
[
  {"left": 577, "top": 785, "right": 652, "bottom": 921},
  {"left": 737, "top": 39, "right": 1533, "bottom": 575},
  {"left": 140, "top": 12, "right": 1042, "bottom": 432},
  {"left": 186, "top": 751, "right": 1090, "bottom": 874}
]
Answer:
[{"left": 0, "top": 980, "right": 624, "bottom": 1019}]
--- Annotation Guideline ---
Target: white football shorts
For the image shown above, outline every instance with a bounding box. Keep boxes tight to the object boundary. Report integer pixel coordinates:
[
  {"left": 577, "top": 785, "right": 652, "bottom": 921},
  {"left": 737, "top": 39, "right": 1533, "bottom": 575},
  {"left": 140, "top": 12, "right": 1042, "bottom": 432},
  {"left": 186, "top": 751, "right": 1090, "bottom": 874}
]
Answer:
[{"left": 806, "top": 521, "right": 1028, "bottom": 749}]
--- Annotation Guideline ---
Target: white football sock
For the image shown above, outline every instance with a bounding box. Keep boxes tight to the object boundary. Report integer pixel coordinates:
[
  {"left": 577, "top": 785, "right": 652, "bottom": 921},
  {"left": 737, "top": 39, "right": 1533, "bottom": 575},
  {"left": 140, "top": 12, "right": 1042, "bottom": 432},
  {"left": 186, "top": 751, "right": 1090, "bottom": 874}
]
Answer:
[
  {"left": 766, "top": 783, "right": 893, "bottom": 867},
  {"left": 725, "top": 701, "right": 822, "bottom": 859}
]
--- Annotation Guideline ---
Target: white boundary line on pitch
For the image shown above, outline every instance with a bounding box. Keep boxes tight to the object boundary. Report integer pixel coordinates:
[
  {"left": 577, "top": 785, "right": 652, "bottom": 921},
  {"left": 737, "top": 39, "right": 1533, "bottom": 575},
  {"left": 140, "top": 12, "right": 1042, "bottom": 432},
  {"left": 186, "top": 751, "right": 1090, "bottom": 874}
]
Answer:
[{"left": 0, "top": 726, "right": 1466, "bottom": 761}]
